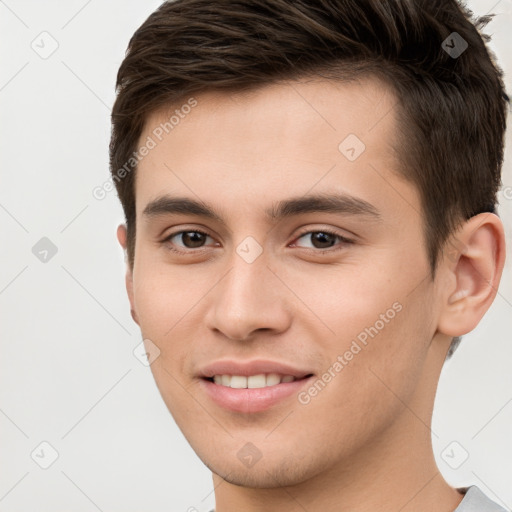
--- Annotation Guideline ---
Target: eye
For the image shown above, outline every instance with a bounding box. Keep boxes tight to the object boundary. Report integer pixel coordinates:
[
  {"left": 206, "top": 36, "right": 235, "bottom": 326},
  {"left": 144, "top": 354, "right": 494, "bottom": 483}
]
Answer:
[
  {"left": 292, "top": 229, "right": 354, "bottom": 251},
  {"left": 161, "top": 227, "right": 354, "bottom": 255},
  {"left": 164, "top": 230, "right": 216, "bottom": 252}
]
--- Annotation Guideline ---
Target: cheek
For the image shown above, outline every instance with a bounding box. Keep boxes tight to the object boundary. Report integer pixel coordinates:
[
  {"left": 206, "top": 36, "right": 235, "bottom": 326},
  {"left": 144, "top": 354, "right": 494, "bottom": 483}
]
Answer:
[
  {"left": 304, "top": 301, "right": 429, "bottom": 455},
  {"left": 131, "top": 259, "right": 216, "bottom": 387},
  {"left": 132, "top": 256, "right": 200, "bottom": 338},
  {"left": 132, "top": 268, "right": 199, "bottom": 412},
  {"left": 292, "top": 258, "right": 433, "bottom": 405},
  {"left": 282, "top": 257, "right": 405, "bottom": 343}
]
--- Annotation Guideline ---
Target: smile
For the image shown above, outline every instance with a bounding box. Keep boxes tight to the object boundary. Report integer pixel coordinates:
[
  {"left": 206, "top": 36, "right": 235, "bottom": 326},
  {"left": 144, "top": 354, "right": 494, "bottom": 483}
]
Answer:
[{"left": 209, "top": 373, "right": 298, "bottom": 388}]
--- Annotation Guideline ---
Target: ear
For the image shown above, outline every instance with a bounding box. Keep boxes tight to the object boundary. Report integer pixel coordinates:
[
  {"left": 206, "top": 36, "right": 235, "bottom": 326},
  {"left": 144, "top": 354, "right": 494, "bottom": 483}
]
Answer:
[
  {"left": 116, "top": 224, "right": 139, "bottom": 326},
  {"left": 437, "top": 212, "right": 506, "bottom": 337}
]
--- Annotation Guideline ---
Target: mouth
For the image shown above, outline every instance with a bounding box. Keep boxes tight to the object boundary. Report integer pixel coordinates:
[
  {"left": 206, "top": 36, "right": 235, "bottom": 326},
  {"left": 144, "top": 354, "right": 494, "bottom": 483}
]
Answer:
[
  {"left": 199, "top": 372, "right": 315, "bottom": 413},
  {"left": 197, "top": 359, "right": 315, "bottom": 413},
  {"left": 203, "top": 373, "right": 314, "bottom": 389}
]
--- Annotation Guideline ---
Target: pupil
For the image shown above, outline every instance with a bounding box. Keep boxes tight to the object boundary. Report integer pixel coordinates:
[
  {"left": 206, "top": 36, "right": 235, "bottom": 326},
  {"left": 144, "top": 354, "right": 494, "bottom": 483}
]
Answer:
[
  {"left": 312, "top": 232, "right": 335, "bottom": 248},
  {"left": 183, "top": 232, "right": 205, "bottom": 248}
]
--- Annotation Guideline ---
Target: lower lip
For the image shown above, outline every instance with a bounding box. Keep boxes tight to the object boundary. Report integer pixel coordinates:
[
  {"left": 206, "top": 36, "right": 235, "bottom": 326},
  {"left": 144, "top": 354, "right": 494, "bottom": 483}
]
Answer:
[{"left": 199, "top": 376, "right": 314, "bottom": 413}]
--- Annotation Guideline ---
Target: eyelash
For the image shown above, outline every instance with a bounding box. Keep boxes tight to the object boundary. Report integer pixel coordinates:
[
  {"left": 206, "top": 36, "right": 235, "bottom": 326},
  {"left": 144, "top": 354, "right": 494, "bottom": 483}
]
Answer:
[
  {"left": 162, "top": 228, "right": 354, "bottom": 255},
  {"left": 293, "top": 228, "right": 354, "bottom": 253}
]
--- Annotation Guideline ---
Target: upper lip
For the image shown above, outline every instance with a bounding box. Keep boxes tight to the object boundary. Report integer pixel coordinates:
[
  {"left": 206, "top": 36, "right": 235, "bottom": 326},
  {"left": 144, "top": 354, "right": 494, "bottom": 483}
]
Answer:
[{"left": 198, "top": 359, "right": 314, "bottom": 379}]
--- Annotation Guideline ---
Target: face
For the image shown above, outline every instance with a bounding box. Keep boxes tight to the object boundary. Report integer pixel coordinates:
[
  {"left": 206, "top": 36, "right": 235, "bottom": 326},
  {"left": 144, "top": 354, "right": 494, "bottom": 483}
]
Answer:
[{"left": 124, "top": 77, "right": 444, "bottom": 487}]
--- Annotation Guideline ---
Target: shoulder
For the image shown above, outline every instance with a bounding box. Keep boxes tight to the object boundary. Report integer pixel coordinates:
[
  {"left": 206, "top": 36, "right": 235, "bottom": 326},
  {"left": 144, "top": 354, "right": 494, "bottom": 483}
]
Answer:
[{"left": 455, "top": 486, "right": 510, "bottom": 512}]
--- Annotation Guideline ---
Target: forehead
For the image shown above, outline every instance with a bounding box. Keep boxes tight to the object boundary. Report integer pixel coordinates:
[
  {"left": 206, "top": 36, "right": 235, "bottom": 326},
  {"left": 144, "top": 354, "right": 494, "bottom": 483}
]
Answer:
[{"left": 134, "top": 77, "right": 418, "bottom": 224}]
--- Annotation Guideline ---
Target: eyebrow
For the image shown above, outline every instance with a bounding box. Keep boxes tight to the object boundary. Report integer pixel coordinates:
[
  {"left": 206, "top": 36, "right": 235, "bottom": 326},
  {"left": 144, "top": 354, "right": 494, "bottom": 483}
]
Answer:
[{"left": 142, "top": 193, "right": 382, "bottom": 223}]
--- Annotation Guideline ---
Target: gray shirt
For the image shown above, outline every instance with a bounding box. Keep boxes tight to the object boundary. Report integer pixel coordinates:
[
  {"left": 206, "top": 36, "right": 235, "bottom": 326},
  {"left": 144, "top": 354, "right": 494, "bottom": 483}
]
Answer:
[
  {"left": 455, "top": 485, "right": 509, "bottom": 512},
  {"left": 207, "top": 485, "right": 510, "bottom": 512}
]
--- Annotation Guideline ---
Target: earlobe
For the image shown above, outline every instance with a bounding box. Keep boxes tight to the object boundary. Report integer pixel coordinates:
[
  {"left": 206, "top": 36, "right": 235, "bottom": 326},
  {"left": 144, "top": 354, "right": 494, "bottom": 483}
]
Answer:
[
  {"left": 117, "top": 224, "right": 128, "bottom": 251},
  {"left": 437, "top": 212, "right": 506, "bottom": 337},
  {"left": 116, "top": 224, "right": 140, "bottom": 326},
  {"left": 124, "top": 265, "right": 139, "bottom": 326}
]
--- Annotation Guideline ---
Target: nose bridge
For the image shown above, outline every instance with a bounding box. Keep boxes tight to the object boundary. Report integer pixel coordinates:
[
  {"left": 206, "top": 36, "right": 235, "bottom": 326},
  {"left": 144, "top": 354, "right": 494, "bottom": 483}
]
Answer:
[
  {"left": 206, "top": 244, "right": 290, "bottom": 340},
  {"left": 225, "top": 249, "right": 269, "bottom": 307}
]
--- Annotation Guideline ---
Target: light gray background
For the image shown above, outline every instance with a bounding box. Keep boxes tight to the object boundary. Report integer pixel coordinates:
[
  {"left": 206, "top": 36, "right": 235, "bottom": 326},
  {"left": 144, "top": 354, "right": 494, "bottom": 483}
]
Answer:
[{"left": 1, "top": 1, "right": 511, "bottom": 511}]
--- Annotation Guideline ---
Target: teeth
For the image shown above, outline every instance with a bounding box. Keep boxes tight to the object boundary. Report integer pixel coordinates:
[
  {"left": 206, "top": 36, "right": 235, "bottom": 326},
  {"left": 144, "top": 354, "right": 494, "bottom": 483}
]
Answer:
[
  {"left": 248, "top": 374, "right": 266, "bottom": 388},
  {"left": 211, "top": 373, "right": 297, "bottom": 389},
  {"left": 230, "top": 375, "right": 247, "bottom": 389},
  {"left": 266, "top": 373, "right": 281, "bottom": 386}
]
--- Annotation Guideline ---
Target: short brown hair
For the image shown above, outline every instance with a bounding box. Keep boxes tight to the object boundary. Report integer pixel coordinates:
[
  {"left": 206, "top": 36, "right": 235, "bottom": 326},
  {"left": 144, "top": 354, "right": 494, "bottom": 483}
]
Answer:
[{"left": 109, "top": 0, "right": 509, "bottom": 355}]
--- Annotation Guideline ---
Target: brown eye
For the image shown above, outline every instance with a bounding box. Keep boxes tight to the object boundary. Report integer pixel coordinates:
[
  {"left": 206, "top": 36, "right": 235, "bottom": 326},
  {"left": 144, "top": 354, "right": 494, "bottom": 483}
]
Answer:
[
  {"left": 293, "top": 230, "right": 353, "bottom": 251},
  {"left": 309, "top": 232, "right": 337, "bottom": 249},
  {"left": 180, "top": 231, "right": 207, "bottom": 248},
  {"left": 165, "top": 230, "right": 213, "bottom": 250}
]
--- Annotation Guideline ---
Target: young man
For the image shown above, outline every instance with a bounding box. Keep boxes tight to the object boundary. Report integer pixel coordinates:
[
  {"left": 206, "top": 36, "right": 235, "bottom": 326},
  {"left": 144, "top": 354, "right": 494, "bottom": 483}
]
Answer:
[{"left": 110, "top": 1, "right": 509, "bottom": 510}]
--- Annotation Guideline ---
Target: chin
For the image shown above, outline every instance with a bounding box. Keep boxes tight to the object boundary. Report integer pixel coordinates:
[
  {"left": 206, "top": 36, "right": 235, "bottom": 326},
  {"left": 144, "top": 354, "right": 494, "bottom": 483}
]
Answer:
[{"left": 202, "top": 449, "right": 322, "bottom": 488}]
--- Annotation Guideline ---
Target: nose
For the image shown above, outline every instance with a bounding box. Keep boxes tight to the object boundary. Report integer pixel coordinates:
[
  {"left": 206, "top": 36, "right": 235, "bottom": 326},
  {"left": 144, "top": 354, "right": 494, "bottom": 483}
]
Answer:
[{"left": 204, "top": 250, "right": 292, "bottom": 341}]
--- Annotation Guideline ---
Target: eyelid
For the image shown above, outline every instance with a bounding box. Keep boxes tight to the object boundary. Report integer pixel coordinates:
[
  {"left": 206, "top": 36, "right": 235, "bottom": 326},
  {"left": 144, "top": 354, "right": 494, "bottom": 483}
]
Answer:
[
  {"left": 163, "top": 228, "right": 215, "bottom": 247},
  {"left": 162, "top": 225, "right": 355, "bottom": 254},
  {"left": 293, "top": 225, "right": 354, "bottom": 240},
  {"left": 290, "top": 227, "right": 354, "bottom": 250}
]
